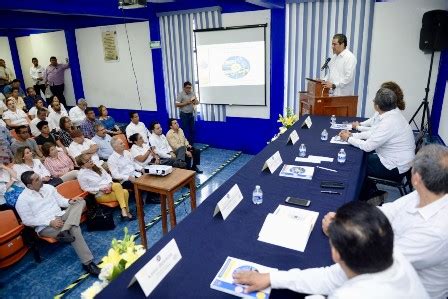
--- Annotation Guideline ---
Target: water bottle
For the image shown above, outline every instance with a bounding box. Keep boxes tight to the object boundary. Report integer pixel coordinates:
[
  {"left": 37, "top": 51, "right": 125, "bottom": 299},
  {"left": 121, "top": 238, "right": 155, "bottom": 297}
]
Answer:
[
  {"left": 337, "top": 149, "right": 346, "bottom": 164},
  {"left": 252, "top": 185, "right": 263, "bottom": 205},
  {"left": 321, "top": 129, "right": 328, "bottom": 141},
  {"left": 331, "top": 115, "right": 336, "bottom": 125},
  {"left": 299, "top": 144, "right": 307, "bottom": 157}
]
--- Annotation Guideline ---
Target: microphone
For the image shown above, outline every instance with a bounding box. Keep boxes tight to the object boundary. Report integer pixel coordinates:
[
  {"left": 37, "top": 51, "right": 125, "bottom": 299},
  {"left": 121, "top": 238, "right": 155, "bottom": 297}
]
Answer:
[{"left": 321, "top": 57, "right": 331, "bottom": 70}]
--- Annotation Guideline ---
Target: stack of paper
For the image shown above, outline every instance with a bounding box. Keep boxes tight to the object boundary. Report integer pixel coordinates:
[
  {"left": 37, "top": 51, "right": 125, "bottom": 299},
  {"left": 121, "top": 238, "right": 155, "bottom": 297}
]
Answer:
[
  {"left": 330, "top": 123, "right": 352, "bottom": 130},
  {"left": 210, "top": 256, "right": 277, "bottom": 298},
  {"left": 279, "top": 164, "right": 315, "bottom": 180},
  {"left": 258, "top": 205, "right": 319, "bottom": 252},
  {"left": 330, "top": 136, "right": 349, "bottom": 145},
  {"left": 295, "top": 155, "right": 334, "bottom": 164}
]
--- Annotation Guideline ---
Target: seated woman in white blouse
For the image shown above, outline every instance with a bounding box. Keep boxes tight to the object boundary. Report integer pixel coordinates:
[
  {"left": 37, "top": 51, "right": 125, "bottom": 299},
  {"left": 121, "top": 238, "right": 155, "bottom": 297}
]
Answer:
[
  {"left": 2, "top": 98, "right": 30, "bottom": 129},
  {"left": 13, "top": 146, "right": 63, "bottom": 187},
  {"left": 76, "top": 153, "right": 133, "bottom": 220},
  {"left": 129, "top": 133, "right": 158, "bottom": 167}
]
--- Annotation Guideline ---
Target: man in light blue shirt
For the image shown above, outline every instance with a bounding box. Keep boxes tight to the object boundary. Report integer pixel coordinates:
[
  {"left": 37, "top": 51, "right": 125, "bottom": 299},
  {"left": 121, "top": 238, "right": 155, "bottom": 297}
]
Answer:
[{"left": 91, "top": 124, "right": 113, "bottom": 160}]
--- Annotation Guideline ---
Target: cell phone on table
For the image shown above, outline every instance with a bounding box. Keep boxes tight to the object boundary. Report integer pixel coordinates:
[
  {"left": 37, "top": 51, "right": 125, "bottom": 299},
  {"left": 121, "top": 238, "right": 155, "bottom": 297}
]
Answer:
[{"left": 285, "top": 197, "right": 311, "bottom": 207}]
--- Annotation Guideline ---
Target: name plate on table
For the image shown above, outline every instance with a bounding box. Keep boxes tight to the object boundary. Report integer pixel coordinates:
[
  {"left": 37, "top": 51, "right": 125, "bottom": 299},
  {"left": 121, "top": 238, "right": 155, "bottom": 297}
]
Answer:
[
  {"left": 287, "top": 130, "right": 300, "bottom": 145},
  {"left": 301, "top": 116, "right": 313, "bottom": 129},
  {"left": 261, "top": 151, "right": 283, "bottom": 173},
  {"left": 128, "top": 239, "right": 182, "bottom": 297},
  {"left": 213, "top": 184, "right": 243, "bottom": 220}
]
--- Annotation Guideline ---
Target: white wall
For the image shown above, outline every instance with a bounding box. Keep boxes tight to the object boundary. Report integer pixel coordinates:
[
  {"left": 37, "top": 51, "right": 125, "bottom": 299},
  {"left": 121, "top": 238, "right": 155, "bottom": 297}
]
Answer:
[
  {"left": 222, "top": 10, "right": 271, "bottom": 119},
  {"left": 15, "top": 31, "right": 76, "bottom": 105},
  {"left": 439, "top": 87, "right": 448, "bottom": 144},
  {"left": 75, "top": 21, "right": 157, "bottom": 111},
  {"left": 0, "top": 37, "right": 16, "bottom": 80},
  {"left": 366, "top": 0, "right": 448, "bottom": 123}
]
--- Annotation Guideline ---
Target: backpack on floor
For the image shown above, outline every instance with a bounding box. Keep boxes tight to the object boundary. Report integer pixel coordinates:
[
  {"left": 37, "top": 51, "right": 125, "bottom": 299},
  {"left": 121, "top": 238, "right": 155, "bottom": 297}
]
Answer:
[{"left": 86, "top": 205, "right": 115, "bottom": 231}]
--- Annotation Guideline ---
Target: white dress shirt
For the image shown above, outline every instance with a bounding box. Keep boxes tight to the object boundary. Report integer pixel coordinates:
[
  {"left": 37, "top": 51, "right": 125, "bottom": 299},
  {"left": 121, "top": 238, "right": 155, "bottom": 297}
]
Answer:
[
  {"left": 29, "top": 65, "right": 46, "bottom": 85},
  {"left": 2, "top": 109, "right": 29, "bottom": 126},
  {"left": 348, "top": 108, "right": 415, "bottom": 173},
  {"left": 107, "top": 150, "right": 142, "bottom": 182},
  {"left": 270, "top": 251, "right": 428, "bottom": 299},
  {"left": 68, "top": 139, "right": 102, "bottom": 167},
  {"left": 149, "top": 133, "right": 173, "bottom": 159},
  {"left": 15, "top": 184, "right": 69, "bottom": 233},
  {"left": 69, "top": 106, "right": 86, "bottom": 127},
  {"left": 126, "top": 122, "right": 151, "bottom": 144},
  {"left": 48, "top": 103, "right": 67, "bottom": 114},
  {"left": 13, "top": 159, "right": 51, "bottom": 187},
  {"left": 324, "top": 49, "right": 357, "bottom": 96},
  {"left": 30, "top": 117, "right": 54, "bottom": 137},
  {"left": 77, "top": 168, "right": 112, "bottom": 196},
  {"left": 379, "top": 191, "right": 448, "bottom": 299},
  {"left": 130, "top": 144, "right": 153, "bottom": 167},
  {"left": 47, "top": 110, "right": 68, "bottom": 131},
  {"left": 356, "top": 112, "right": 380, "bottom": 132}
]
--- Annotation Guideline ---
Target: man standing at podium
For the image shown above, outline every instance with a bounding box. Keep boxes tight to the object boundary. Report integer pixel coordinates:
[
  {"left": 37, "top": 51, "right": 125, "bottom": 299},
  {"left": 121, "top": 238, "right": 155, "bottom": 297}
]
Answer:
[{"left": 323, "top": 34, "right": 357, "bottom": 96}]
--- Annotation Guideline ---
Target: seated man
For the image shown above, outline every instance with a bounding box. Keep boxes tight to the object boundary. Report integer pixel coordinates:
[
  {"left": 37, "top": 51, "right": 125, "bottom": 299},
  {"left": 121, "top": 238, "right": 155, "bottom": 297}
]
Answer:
[
  {"left": 15, "top": 171, "right": 100, "bottom": 276},
  {"left": 339, "top": 87, "right": 415, "bottom": 203},
  {"left": 234, "top": 201, "right": 428, "bottom": 298},
  {"left": 322, "top": 144, "right": 448, "bottom": 298},
  {"left": 149, "top": 121, "right": 185, "bottom": 167},
  {"left": 10, "top": 125, "right": 44, "bottom": 160},
  {"left": 68, "top": 98, "right": 87, "bottom": 128},
  {"left": 125, "top": 111, "right": 150, "bottom": 144},
  {"left": 67, "top": 129, "right": 102, "bottom": 168},
  {"left": 3, "top": 79, "right": 26, "bottom": 98},
  {"left": 35, "top": 120, "right": 67, "bottom": 154},
  {"left": 24, "top": 87, "right": 44, "bottom": 112},
  {"left": 166, "top": 118, "right": 202, "bottom": 173},
  {"left": 30, "top": 108, "right": 50, "bottom": 137},
  {"left": 79, "top": 107, "right": 98, "bottom": 139},
  {"left": 91, "top": 124, "right": 113, "bottom": 160},
  {"left": 28, "top": 98, "right": 48, "bottom": 120},
  {"left": 47, "top": 100, "right": 68, "bottom": 131}
]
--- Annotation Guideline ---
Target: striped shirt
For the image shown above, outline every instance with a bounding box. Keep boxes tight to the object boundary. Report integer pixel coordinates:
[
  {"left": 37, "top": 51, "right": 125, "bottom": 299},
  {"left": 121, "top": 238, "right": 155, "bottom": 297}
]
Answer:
[{"left": 44, "top": 151, "right": 75, "bottom": 178}]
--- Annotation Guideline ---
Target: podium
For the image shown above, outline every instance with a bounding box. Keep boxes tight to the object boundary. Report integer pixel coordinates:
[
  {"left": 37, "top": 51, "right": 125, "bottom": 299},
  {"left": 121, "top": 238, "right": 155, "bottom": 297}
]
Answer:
[{"left": 298, "top": 78, "right": 358, "bottom": 117}]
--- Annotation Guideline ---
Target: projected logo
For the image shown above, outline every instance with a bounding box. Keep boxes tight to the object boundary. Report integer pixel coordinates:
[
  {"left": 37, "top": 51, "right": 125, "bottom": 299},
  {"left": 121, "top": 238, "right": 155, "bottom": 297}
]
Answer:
[{"left": 222, "top": 56, "right": 250, "bottom": 79}]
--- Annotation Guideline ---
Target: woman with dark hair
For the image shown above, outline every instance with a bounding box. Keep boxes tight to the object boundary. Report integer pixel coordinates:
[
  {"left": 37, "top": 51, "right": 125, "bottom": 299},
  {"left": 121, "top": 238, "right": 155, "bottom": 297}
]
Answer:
[
  {"left": 129, "top": 133, "right": 158, "bottom": 167},
  {"left": 76, "top": 153, "right": 133, "bottom": 220},
  {"left": 12, "top": 146, "right": 63, "bottom": 187},
  {"left": 98, "top": 105, "right": 122, "bottom": 135},
  {"left": 57, "top": 116, "right": 75, "bottom": 147},
  {"left": 42, "top": 142, "right": 78, "bottom": 182}
]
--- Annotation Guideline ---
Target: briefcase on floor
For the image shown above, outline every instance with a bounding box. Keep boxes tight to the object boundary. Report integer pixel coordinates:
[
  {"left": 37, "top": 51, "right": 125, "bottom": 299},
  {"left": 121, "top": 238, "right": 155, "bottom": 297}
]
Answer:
[{"left": 86, "top": 206, "right": 115, "bottom": 231}]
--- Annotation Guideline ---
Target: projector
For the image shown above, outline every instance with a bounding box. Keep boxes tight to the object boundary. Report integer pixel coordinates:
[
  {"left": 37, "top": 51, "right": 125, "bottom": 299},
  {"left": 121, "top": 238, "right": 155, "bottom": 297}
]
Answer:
[
  {"left": 144, "top": 165, "right": 173, "bottom": 176},
  {"left": 118, "top": 0, "right": 147, "bottom": 9}
]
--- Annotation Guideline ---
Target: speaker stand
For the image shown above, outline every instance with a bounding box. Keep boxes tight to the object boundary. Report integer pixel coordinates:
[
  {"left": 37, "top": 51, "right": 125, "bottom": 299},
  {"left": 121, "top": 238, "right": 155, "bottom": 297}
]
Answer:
[{"left": 409, "top": 50, "right": 434, "bottom": 140}]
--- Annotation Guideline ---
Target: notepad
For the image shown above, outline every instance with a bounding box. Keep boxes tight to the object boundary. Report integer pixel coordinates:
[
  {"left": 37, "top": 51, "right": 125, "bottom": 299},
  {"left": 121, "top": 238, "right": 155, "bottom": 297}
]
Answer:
[
  {"left": 330, "top": 123, "right": 352, "bottom": 130},
  {"left": 330, "top": 136, "right": 349, "bottom": 145}
]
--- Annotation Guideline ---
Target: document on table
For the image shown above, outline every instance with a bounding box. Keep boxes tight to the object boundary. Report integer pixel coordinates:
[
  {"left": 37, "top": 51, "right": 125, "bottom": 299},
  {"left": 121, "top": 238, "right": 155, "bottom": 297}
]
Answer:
[
  {"left": 330, "top": 136, "right": 349, "bottom": 145},
  {"left": 330, "top": 123, "right": 352, "bottom": 130},
  {"left": 210, "top": 256, "right": 277, "bottom": 298},
  {"left": 279, "top": 164, "right": 315, "bottom": 180},
  {"left": 258, "top": 205, "right": 319, "bottom": 252},
  {"left": 295, "top": 155, "right": 334, "bottom": 163}
]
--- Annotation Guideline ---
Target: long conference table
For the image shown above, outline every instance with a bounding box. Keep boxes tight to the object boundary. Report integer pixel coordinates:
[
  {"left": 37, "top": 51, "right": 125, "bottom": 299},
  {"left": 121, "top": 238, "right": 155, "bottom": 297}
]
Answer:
[{"left": 98, "top": 115, "right": 366, "bottom": 298}]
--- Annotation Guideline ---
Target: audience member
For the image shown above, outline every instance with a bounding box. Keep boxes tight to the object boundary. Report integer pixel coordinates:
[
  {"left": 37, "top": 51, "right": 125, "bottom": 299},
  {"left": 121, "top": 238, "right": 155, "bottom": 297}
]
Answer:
[
  {"left": 42, "top": 143, "right": 78, "bottom": 182},
  {"left": 129, "top": 133, "right": 156, "bottom": 167},
  {"left": 0, "top": 92, "right": 6, "bottom": 114},
  {"left": 98, "top": 105, "right": 122, "bottom": 135},
  {"left": 11, "top": 126, "right": 44, "bottom": 160},
  {"left": 45, "top": 57, "right": 70, "bottom": 106},
  {"left": 57, "top": 116, "right": 74, "bottom": 147},
  {"left": 79, "top": 107, "right": 98, "bottom": 139},
  {"left": 29, "top": 58, "right": 46, "bottom": 97},
  {"left": 234, "top": 201, "right": 428, "bottom": 299},
  {"left": 30, "top": 108, "right": 49, "bottom": 137},
  {"left": 47, "top": 95, "right": 67, "bottom": 114},
  {"left": 76, "top": 154, "right": 133, "bottom": 220},
  {"left": 2, "top": 99, "right": 29, "bottom": 128},
  {"left": 69, "top": 98, "right": 87, "bottom": 127},
  {"left": 13, "top": 146, "right": 62, "bottom": 187},
  {"left": 0, "top": 59, "right": 14, "bottom": 93},
  {"left": 125, "top": 111, "right": 150, "bottom": 143},
  {"left": 108, "top": 137, "right": 143, "bottom": 189},
  {"left": 339, "top": 88, "right": 415, "bottom": 203},
  {"left": 91, "top": 124, "right": 113, "bottom": 160},
  {"left": 28, "top": 98, "right": 47, "bottom": 120},
  {"left": 0, "top": 164, "right": 23, "bottom": 211},
  {"left": 15, "top": 170, "right": 100, "bottom": 276},
  {"left": 0, "top": 124, "right": 13, "bottom": 164},
  {"left": 24, "top": 87, "right": 45, "bottom": 112},
  {"left": 3, "top": 79, "right": 25, "bottom": 98},
  {"left": 8, "top": 88, "right": 27, "bottom": 111},
  {"left": 149, "top": 121, "right": 184, "bottom": 167},
  {"left": 67, "top": 129, "right": 102, "bottom": 167},
  {"left": 166, "top": 118, "right": 202, "bottom": 173},
  {"left": 47, "top": 98, "right": 68, "bottom": 130},
  {"left": 175, "top": 81, "right": 199, "bottom": 143},
  {"left": 35, "top": 120, "right": 67, "bottom": 154}
]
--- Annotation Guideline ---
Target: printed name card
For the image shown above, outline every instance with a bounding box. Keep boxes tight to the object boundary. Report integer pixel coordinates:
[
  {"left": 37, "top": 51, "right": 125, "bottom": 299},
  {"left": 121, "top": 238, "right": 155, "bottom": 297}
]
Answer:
[
  {"left": 128, "top": 239, "right": 182, "bottom": 297},
  {"left": 262, "top": 151, "right": 283, "bottom": 173},
  {"left": 301, "top": 116, "right": 313, "bottom": 129},
  {"left": 287, "top": 130, "right": 300, "bottom": 145},
  {"left": 213, "top": 184, "right": 243, "bottom": 220}
]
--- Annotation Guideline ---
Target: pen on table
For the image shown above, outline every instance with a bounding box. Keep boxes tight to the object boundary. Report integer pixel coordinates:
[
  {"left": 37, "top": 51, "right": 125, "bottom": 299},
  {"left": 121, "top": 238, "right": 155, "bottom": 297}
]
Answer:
[
  {"left": 321, "top": 190, "right": 341, "bottom": 195},
  {"left": 316, "top": 166, "right": 338, "bottom": 173}
]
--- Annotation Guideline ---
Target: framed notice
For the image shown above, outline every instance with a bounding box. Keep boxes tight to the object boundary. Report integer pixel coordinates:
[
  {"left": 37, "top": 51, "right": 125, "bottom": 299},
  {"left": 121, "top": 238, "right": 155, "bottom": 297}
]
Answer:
[{"left": 102, "top": 26, "right": 119, "bottom": 62}]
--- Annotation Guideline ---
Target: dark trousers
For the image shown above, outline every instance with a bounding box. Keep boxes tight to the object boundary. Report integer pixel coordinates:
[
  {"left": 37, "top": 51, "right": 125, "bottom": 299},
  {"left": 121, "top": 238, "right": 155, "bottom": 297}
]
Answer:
[
  {"left": 50, "top": 84, "right": 66, "bottom": 107},
  {"left": 186, "top": 146, "right": 201, "bottom": 169},
  {"left": 33, "top": 84, "right": 46, "bottom": 98},
  {"left": 359, "top": 153, "right": 404, "bottom": 200},
  {"left": 180, "top": 111, "right": 195, "bottom": 144}
]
